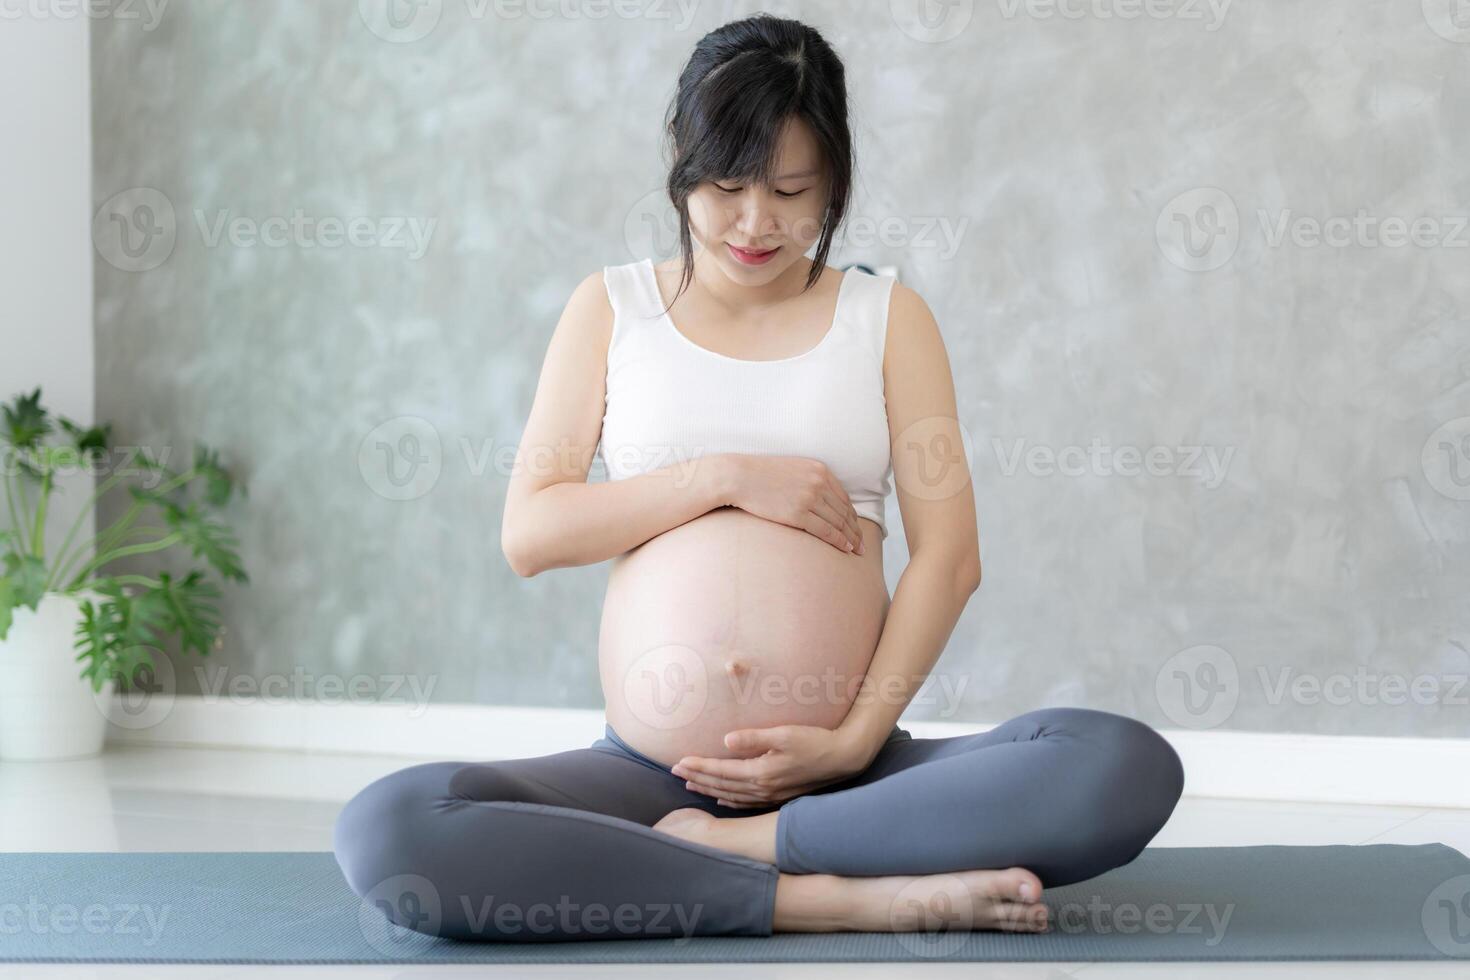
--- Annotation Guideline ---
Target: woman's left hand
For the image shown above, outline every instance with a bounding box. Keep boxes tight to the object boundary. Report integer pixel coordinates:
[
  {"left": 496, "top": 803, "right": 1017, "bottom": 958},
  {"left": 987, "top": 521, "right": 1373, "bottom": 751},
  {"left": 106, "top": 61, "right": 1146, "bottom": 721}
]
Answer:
[{"left": 671, "top": 724, "right": 874, "bottom": 808}]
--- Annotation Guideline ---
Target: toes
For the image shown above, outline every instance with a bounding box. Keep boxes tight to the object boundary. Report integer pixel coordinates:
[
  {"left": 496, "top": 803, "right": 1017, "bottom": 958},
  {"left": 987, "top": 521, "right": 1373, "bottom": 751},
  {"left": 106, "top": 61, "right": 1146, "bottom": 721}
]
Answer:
[
  {"left": 988, "top": 901, "right": 1051, "bottom": 933},
  {"left": 983, "top": 867, "right": 1043, "bottom": 905}
]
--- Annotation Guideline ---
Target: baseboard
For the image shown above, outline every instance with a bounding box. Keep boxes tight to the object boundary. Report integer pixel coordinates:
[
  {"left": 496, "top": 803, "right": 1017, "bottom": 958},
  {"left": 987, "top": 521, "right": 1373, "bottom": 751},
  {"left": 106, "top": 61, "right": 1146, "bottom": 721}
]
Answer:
[{"left": 103, "top": 694, "right": 1470, "bottom": 809}]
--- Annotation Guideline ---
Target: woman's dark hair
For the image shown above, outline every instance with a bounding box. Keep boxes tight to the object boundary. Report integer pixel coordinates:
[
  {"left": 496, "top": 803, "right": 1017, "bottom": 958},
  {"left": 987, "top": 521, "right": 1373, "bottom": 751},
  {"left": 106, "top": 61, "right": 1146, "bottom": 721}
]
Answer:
[{"left": 660, "top": 14, "right": 853, "bottom": 309}]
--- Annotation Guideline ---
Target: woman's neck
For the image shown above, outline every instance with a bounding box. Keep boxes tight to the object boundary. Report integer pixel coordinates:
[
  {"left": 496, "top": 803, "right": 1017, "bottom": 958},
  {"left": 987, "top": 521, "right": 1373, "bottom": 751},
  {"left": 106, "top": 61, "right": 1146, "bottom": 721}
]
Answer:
[{"left": 685, "top": 245, "right": 820, "bottom": 318}]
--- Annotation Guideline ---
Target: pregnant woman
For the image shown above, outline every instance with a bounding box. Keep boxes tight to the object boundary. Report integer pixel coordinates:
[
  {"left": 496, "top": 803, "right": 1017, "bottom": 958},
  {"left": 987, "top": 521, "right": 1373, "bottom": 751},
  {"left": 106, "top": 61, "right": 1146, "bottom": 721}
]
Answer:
[{"left": 333, "top": 14, "right": 1184, "bottom": 943}]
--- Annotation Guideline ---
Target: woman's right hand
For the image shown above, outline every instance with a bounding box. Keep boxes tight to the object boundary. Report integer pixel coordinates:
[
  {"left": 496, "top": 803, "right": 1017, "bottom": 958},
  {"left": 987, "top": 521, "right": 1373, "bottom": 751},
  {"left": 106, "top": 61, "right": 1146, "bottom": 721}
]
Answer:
[{"left": 722, "top": 455, "right": 865, "bottom": 554}]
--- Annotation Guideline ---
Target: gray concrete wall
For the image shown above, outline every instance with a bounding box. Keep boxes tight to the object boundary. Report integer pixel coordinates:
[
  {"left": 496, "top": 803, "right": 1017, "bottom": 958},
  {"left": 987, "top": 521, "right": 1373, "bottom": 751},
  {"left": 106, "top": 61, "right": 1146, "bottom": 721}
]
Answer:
[{"left": 88, "top": 1, "right": 1470, "bottom": 737}]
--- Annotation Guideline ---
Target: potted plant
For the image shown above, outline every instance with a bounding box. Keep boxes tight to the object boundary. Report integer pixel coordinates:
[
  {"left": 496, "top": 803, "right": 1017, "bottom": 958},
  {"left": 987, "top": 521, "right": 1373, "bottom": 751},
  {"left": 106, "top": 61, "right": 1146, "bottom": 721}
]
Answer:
[{"left": 0, "top": 387, "right": 248, "bottom": 761}]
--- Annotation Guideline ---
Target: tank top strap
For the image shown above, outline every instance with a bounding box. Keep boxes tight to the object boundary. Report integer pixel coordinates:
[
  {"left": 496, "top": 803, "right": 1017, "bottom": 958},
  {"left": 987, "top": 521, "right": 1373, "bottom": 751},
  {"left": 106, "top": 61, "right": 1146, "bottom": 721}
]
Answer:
[
  {"left": 835, "top": 267, "right": 899, "bottom": 368},
  {"left": 603, "top": 260, "right": 659, "bottom": 324}
]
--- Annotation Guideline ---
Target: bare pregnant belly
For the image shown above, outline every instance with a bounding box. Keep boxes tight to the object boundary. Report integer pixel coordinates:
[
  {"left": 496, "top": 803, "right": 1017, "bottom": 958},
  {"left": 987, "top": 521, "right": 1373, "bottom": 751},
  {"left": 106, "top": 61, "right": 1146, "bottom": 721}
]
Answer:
[{"left": 599, "top": 507, "right": 890, "bottom": 769}]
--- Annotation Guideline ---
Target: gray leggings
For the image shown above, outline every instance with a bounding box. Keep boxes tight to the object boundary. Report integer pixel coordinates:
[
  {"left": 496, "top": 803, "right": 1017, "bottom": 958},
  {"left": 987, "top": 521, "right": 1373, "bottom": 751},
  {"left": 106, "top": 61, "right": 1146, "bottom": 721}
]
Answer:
[{"left": 332, "top": 706, "right": 1184, "bottom": 943}]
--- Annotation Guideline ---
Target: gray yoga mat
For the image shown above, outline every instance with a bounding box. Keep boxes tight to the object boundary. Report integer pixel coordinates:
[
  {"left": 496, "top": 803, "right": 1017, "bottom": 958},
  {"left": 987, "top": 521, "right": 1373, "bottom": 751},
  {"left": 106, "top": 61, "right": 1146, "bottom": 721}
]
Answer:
[{"left": 3, "top": 845, "right": 1469, "bottom": 963}]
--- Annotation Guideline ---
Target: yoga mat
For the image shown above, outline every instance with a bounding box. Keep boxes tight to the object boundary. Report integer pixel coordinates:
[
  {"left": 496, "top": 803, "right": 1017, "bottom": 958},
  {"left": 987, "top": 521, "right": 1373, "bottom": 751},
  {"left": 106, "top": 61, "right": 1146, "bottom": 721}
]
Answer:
[{"left": 2, "top": 845, "right": 1468, "bottom": 963}]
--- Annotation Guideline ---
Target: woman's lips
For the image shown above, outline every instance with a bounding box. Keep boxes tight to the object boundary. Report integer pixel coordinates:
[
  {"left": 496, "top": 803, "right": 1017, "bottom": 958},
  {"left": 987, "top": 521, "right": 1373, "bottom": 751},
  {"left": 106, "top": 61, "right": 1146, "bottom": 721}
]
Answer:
[{"left": 727, "top": 242, "right": 780, "bottom": 265}]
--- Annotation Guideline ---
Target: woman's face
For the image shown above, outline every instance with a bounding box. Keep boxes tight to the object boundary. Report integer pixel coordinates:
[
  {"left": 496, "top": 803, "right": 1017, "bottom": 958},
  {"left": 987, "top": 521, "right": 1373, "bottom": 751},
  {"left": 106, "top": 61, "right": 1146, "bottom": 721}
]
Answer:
[{"left": 685, "top": 115, "right": 829, "bottom": 283}]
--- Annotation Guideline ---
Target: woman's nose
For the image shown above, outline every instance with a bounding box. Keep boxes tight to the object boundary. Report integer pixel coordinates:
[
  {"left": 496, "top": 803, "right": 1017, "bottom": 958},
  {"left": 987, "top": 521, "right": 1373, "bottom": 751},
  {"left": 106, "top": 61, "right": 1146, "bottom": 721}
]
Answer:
[{"left": 732, "top": 196, "right": 780, "bottom": 238}]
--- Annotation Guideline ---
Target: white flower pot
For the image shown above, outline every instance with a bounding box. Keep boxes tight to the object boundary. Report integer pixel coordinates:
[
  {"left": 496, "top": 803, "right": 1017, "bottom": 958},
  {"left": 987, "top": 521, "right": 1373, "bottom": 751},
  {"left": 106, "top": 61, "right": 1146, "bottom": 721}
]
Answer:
[{"left": 0, "top": 589, "right": 115, "bottom": 762}]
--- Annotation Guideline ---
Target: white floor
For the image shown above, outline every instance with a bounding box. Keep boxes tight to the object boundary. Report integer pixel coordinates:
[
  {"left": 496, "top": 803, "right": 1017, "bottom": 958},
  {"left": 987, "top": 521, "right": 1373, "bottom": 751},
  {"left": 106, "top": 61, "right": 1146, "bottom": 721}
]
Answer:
[{"left": 2, "top": 743, "right": 1468, "bottom": 979}]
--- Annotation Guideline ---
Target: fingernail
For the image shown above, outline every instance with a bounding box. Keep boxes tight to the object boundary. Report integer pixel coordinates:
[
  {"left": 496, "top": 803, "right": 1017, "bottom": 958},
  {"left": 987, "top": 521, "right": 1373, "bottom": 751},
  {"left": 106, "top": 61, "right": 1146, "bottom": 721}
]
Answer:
[{"left": 1020, "top": 883, "right": 1034, "bottom": 901}]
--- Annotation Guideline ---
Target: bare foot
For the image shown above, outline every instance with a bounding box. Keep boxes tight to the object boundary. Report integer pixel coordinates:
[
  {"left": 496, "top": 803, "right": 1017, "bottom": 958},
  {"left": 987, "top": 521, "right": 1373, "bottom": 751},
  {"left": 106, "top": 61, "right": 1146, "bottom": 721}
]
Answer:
[
  {"left": 652, "top": 809, "right": 1049, "bottom": 935},
  {"left": 651, "top": 807, "right": 778, "bottom": 864},
  {"left": 651, "top": 807, "right": 717, "bottom": 845},
  {"left": 776, "top": 866, "right": 1049, "bottom": 934},
  {"left": 855, "top": 867, "right": 1048, "bottom": 933}
]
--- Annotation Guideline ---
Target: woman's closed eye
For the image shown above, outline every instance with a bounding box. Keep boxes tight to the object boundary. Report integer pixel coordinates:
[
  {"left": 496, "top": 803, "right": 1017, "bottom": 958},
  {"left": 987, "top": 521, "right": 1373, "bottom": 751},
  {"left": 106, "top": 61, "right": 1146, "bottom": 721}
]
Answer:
[{"left": 714, "top": 183, "right": 808, "bottom": 199}]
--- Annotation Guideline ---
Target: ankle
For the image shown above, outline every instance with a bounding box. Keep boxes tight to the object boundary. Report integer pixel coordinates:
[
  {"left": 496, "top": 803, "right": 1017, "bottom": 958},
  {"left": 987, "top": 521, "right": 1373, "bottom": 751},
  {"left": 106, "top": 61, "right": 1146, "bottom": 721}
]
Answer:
[
  {"left": 773, "top": 873, "right": 857, "bottom": 933},
  {"left": 721, "top": 811, "right": 779, "bottom": 865}
]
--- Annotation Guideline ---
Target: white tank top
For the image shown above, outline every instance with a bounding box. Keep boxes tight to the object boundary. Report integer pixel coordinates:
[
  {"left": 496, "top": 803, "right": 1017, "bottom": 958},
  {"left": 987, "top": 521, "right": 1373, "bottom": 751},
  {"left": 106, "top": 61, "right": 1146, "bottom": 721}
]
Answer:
[{"left": 597, "top": 257, "right": 898, "bottom": 539}]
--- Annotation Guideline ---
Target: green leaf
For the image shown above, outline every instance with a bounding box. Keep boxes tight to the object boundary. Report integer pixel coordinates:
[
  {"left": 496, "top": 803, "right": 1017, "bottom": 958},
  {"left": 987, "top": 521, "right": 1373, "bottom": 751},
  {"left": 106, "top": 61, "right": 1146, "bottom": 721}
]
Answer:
[
  {"left": 155, "top": 569, "right": 224, "bottom": 658},
  {"left": 161, "top": 498, "right": 248, "bottom": 583},
  {"left": 74, "top": 581, "right": 173, "bottom": 691},
  {"left": 1, "top": 387, "right": 50, "bottom": 450},
  {"left": 192, "top": 443, "right": 246, "bottom": 507},
  {"left": 57, "top": 417, "right": 112, "bottom": 455},
  {"left": 73, "top": 595, "right": 122, "bottom": 692},
  {"left": 0, "top": 576, "right": 15, "bottom": 641},
  {"left": 2, "top": 551, "right": 47, "bottom": 607}
]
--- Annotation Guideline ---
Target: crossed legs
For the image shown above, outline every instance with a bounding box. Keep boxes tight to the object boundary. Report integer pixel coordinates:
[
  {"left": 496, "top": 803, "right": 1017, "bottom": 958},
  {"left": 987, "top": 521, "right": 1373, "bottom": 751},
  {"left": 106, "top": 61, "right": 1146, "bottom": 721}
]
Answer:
[{"left": 332, "top": 706, "right": 1184, "bottom": 942}]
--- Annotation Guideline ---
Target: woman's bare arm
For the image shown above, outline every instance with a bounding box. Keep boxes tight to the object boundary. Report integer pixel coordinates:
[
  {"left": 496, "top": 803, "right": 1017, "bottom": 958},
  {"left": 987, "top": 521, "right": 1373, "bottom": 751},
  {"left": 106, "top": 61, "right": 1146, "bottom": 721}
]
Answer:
[
  {"left": 835, "top": 281, "right": 984, "bottom": 759},
  {"left": 500, "top": 270, "right": 737, "bottom": 578}
]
